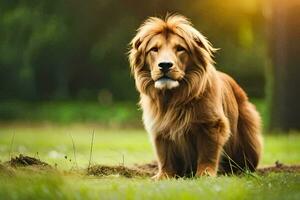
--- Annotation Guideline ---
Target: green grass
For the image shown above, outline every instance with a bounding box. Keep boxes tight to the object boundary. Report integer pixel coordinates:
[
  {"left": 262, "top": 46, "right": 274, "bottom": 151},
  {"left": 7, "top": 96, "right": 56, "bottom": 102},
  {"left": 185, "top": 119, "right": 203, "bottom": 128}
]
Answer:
[
  {"left": 0, "top": 98, "right": 264, "bottom": 127},
  {"left": 0, "top": 172, "right": 299, "bottom": 200},
  {"left": 0, "top": 125, "right": 299, "bottom": 167},
  {"left": 0, "top": 125, "right": 299, "bottom": 200},
  {"left": 0, "top": 101, "right": 141, "bottom": 126},
  {"left": 0, "top": 126, "right": 153, "bottom": 168}
]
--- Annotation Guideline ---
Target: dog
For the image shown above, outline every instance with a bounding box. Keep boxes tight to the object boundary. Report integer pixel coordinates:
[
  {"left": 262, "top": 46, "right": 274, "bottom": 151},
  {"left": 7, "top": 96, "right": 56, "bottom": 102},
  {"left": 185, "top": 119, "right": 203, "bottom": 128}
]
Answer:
[{"left": 129, "top": 14, "right": 262, "bottom": 180}]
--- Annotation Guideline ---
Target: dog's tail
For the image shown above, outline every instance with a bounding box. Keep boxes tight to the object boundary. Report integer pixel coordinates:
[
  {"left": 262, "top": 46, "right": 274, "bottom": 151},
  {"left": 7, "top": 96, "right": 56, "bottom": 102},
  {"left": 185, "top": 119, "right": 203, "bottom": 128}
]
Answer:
[{"left": 223, "top": 75, "right": 263, "bottom": 172}]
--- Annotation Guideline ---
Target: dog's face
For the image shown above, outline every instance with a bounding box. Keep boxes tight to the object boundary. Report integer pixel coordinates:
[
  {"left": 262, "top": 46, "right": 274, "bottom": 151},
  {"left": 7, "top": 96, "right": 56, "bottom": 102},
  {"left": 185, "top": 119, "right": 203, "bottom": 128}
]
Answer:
[
  {"left": 129, "top": 15, "right": 216, "bottom": 95},
  {"left": 146, "top": 33, "right": 191, "bottom": 90}
]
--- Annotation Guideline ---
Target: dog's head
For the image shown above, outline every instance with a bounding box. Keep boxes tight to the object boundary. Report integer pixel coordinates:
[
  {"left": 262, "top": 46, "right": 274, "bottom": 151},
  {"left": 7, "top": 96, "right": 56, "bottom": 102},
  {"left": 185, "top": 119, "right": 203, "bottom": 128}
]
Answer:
[{"left": 129, "top": 14, "right": 216, "bottom": 95}]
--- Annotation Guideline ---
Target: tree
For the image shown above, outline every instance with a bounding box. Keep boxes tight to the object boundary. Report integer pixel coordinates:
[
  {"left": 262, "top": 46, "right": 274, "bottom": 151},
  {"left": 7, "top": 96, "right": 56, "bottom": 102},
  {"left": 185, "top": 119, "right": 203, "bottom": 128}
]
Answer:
[{"left": 268, "top": 0, "right": 300, "bottom": 131}]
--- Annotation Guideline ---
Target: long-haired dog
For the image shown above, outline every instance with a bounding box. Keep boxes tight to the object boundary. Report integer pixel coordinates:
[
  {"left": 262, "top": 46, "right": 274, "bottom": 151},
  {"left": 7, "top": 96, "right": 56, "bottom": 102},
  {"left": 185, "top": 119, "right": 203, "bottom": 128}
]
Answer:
[{"left": 129, "top": 14, "right": 262, "bottom": 180}]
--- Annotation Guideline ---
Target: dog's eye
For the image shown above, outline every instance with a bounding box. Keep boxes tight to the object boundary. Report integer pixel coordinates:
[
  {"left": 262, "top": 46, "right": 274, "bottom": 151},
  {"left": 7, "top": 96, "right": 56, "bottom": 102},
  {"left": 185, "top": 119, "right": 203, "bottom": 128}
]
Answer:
[
  {"left": 150, "top": 47, "right": 159, "bottom": 52},
  {"left": 176, "top": 46, "right": 186, "bottom": 52}
]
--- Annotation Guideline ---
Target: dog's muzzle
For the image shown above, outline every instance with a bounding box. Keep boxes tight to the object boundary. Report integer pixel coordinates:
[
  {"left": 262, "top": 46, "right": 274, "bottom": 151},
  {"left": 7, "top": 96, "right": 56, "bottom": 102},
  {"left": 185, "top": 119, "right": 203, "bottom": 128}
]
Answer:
[{"left": 154, "top": 77, "right": 179, "bottom": 90}]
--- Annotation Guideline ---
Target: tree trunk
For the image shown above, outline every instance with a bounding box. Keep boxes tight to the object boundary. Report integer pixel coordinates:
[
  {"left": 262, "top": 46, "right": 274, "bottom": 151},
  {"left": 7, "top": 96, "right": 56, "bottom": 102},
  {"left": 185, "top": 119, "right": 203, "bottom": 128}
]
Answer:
[{"left": 268, "top": 0, "right": 300, "bottom": 131}]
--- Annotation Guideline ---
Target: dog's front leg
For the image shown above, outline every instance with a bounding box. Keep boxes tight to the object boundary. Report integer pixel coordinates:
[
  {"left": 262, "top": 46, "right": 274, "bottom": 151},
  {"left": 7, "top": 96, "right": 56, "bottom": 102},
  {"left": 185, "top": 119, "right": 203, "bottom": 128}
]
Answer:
[
  {"left": 195, "top": 118, "right": 230, "bottom": 177},
  {"left": 152, "top": 135, "right": 177, "bottom": 180}
]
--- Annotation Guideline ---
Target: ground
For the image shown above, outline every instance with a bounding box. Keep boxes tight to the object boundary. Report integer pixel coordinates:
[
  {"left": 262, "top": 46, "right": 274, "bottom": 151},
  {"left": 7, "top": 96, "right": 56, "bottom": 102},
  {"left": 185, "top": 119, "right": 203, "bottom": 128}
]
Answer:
[{"left": 0, "top": 124, "right": 299, "bottom": 200}]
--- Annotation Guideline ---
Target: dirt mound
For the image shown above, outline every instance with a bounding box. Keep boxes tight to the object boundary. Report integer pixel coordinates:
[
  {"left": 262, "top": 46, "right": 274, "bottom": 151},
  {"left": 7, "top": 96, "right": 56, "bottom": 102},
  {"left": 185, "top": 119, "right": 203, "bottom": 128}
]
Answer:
[
  {"left": 2, "top": 155, "right": 299, "bottom": 178},
  {"left": 134, "top": 161, "right": 157, "bottom": 176},
  {"left": 134, "top": 161, "right": 300, "bottom": 177},
  {"left": 257, "top": 161, "right": 300, "bottom": 175},
  {"left": 87, "top": 165, "right": 152, "bottom": 178},
  {"left": 7, "top": 154, "right": 51, "bottom": 168}
]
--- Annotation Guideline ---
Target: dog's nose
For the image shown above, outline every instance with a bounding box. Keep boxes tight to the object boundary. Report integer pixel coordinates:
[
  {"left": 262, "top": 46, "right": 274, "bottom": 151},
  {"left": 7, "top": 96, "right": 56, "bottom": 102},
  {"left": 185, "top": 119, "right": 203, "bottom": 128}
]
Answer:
[{"left": 158, "top": 62, "right": 173, "bottom": 73}]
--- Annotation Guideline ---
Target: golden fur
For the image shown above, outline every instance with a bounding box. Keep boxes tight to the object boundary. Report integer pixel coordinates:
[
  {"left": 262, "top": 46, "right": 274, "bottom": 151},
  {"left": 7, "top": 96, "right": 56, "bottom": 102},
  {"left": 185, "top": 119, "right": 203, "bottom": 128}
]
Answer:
[{"left": 129, "top": 14, "right": 263, "bottom": 179}]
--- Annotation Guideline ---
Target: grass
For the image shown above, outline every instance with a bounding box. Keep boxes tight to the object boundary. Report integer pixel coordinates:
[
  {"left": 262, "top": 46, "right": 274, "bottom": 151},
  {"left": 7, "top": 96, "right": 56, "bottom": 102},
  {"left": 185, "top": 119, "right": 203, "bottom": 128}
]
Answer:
[
  {"left": 0, "top": 124, "right": 299, "bottom": 200},
  {"left": 0, "top": 98, "right": 265, "bottom": 128},
  {"left": 0, "top": 101, "right": 141, "bottom": 127},
  {"left": 0, "top": 172, "right": 299, "bottom": 200},
  {"left": 0, "top": 126, "right": 153, "bottom": 168},
  {"left": 0, "top": 125, "right": 299, "bottom": 166}
]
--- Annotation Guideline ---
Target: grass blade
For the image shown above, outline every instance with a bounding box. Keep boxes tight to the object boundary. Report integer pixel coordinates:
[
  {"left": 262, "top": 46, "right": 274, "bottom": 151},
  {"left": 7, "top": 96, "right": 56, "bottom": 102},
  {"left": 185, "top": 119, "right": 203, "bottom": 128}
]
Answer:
[{"left": 88, "top": 130, "right": 95, "bottom": 169}]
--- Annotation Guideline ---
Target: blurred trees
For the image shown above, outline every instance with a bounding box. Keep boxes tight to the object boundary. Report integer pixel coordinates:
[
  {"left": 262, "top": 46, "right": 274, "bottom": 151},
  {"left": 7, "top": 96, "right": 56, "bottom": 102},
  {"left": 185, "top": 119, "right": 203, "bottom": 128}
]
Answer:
[
  {"left": 268, "top": 0, "right": 300, "bottom": 131},
  {"left": 0, "top": 0, "right": 266, "bottom": 102}
]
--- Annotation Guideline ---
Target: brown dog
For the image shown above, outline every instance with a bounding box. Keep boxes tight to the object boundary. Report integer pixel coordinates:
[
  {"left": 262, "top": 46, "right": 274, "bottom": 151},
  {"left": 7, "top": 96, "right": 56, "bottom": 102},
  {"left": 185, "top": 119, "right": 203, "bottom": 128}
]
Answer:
[{"left": 129, "top": 14, "right": 262, "bottom": 180}]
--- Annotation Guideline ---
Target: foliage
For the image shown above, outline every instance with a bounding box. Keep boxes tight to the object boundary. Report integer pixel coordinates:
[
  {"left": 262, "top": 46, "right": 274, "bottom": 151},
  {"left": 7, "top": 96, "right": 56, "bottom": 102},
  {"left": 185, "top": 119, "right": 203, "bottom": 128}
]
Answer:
[{"left": 0, "top": 0, "right": 266, "bottom": 102}]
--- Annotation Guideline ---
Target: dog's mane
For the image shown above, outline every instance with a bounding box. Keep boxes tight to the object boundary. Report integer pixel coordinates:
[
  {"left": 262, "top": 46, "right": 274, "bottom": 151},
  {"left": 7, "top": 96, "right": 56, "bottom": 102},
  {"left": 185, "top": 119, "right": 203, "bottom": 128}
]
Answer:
[{"left": 129, "top": 14, "right": 218, "bottom": 139}]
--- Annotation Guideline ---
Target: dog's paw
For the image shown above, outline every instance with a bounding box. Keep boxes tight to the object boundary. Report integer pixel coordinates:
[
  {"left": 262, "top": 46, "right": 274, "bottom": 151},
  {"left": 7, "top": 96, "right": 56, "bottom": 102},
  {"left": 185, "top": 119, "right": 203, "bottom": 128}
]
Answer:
[
  {"left": 151, "top": 172, "right": 172, "bottom": 180},
  {"left": 196, "top": 166, "right": 217, "bottom": 177}
]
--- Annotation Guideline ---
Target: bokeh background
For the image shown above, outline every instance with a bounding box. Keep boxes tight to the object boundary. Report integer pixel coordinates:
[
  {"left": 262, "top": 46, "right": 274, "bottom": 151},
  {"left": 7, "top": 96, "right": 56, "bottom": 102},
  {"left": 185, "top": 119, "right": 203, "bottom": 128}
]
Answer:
[
  {"left": 0, "top": 0, "right": 299, "bottom": 131},
  {"left": 0, "top": 2, "right": 300, "bottom": 199}
]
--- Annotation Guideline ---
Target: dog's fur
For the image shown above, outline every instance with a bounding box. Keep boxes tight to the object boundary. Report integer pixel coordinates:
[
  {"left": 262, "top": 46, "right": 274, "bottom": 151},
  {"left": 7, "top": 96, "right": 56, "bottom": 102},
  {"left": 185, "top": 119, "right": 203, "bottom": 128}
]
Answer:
[{"left": 129, "top": 14, "right": 262, "bottom": 179}]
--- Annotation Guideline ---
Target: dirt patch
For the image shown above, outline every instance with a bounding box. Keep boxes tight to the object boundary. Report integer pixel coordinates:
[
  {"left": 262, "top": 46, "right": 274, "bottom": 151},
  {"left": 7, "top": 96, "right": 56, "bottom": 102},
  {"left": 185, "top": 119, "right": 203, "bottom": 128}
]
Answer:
[
  {"left": 257, "top": 161, "right": 300, "bottom": 175},
  {"left": 6, "top": 154, "right": 51, "bottom": 168},
  {"left": 87, "top": 165, "right": 153, "bottom": 178},
  {"left": 134, "top": 161, "right": 157, "bottom": 177},
  {"left": 1, "top": 155, "right": 299, "bottom": 178},
  {"left": 134, "top": 161, "right": 300, "bottom": 177}
]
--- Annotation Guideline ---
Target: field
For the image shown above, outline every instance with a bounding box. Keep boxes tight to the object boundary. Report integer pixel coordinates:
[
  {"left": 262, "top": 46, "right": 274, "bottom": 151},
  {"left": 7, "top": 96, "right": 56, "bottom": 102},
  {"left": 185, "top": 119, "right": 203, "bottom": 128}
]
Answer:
[{"left": 0, "top": 124, "right": 299, "bottom": 200}]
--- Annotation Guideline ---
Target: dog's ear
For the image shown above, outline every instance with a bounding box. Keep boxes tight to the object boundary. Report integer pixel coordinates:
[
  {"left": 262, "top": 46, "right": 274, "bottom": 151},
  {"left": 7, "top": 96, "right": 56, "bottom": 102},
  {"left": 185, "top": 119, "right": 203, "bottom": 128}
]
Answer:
[
  {"left": 190, "top": 32, "right": 218, "bottom": 67},
  {"left": 129, "top": 32, "right": 153, "bottom": 94},
  {"left": 133, "top": 38, "right": 142, "bottom": 50},
  {"left": 129, "top": 34, "right": 146, "bottom": 75},
  {"left": 194, "top": 34, "right": 217, "bottom": 57}
]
